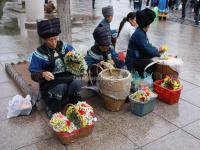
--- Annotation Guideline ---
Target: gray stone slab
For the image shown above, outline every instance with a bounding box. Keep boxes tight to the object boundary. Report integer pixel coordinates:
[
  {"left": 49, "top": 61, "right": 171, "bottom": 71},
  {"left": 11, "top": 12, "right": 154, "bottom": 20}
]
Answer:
[
  {"left": 180, "top": 80, "right": 199, "bottom": 93},
  {"left": 18, "top": 137, "right": 66, "bottom": 150},
  {"left": 67, "top": 115, "right": 137, "bottom": 150},
  {"left": 98, "top": 110, "right": 177, "bottom": 146},
  {"left": 153, "top": 100, "right": 200, "bottom": 127},
  {"left": 181, "top": 87, "right": 200, "bottom": 108},
  {"left": 0, "top": 70, "right": 10, "bottom": 83},
  {"left": 183, "top": 120, "right": 200, "bottom": 139},
  {"left": 180, "top": 70, "right": 200, "bottom": 86},
  {"left": 0, "top": 112, "right": 53, "bottom": 150},
  {"left": 0, "top": 82, "right": 21, "bottom": 99},
  {"left": 0, "top": 97, "right": 10, "bottom": 121},
  {"left": 143, "top": 130, "right": 200, "bottom": 150}
]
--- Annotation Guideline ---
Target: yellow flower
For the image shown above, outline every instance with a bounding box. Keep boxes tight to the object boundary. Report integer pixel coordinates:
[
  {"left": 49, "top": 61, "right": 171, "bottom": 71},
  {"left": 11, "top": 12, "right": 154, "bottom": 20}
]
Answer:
[
  {"left": 66, "top": 51, "right": 73, "bottom": 57},
  {"left": 162, "top": 44, "right": 169, "bottom": 52}
]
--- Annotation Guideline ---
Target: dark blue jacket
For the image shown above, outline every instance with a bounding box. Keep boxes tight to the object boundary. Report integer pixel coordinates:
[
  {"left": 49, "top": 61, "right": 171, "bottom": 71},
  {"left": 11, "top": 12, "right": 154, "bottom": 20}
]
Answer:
[
  {"left": 126, "top": 28, "right": 159, "bottom": 68},
  {"left": 85, "top": 45, "right": 125, "bottom": 68}
]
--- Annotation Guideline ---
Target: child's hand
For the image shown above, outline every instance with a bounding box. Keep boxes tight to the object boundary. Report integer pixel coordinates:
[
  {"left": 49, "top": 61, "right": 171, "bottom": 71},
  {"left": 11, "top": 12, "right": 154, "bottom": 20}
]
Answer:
[{"left": 107, "top": 60, "right": 114, "bottom": 65}]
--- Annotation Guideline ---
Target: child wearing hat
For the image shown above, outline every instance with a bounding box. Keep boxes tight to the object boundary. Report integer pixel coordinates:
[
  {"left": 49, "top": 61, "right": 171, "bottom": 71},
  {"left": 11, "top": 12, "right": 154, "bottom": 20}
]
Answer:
[
  {"left": 126, "top": 8, "right": 164, "bottom": 76},
  {"left": 97, "top": 5, "right": 118, "bottom": 46},
  {"left": 29, "top": 18, "right": 82, "bottom": 118},
  {"left": 85, "top": 25, "right": 125, "bottom": 85}
]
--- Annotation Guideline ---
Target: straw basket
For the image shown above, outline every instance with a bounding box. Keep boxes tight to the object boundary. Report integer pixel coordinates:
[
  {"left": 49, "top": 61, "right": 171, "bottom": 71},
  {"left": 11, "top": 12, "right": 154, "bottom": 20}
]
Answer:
[
  {"left": 154, "top": 63, "right": 178, "bottom": 80},
  {"left": 101, "top": 94, "right": 125, "bottom": 111},
  {"left": 54, "top": 124, "right": 94, "bottom": 145},
  {"left": 98, "top": 69, "right": 131, "bottom": 111}
]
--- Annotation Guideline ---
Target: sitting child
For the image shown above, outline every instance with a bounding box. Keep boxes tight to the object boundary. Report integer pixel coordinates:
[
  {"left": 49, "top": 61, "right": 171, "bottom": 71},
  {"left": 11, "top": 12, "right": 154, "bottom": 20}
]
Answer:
[{"left": 85, "top": 25, "right": 125, "bottom": 85}]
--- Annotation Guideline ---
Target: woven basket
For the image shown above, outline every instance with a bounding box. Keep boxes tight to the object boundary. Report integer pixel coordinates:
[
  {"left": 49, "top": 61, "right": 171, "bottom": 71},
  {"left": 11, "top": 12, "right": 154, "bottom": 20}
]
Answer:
[
  {"left": 54, "top": 124, "right": 94, "bottom": 145},
  {"left": 154, "top": 63, "right": 178, "bottom": 80},
  {"left": 101, "top": 94, "right": 125, "bottom": 111}
]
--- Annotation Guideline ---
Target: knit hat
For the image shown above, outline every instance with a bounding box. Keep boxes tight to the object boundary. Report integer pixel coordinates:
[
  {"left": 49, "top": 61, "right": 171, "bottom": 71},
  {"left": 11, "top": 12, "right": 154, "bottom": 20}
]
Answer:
[
  {"left": 136, "top": 8, "right": 156, "bottom": 28},
  {"left": 93, "top": 25, "right": 112, "bottom": 46},
  {"left": 102, "top": 5, "right": 114, "bottom": 18},
  {"left": 37, "top": 18, "right": 61, "bottom": 39}
]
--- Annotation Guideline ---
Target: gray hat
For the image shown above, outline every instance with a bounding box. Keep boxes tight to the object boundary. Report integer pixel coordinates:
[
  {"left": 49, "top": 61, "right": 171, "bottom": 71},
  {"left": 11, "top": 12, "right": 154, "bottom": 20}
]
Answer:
[
  {"left": 102, "top": 5, "right": 114, "bottom": 18},
  {"left": 93, "top": 25, "right": 112, "bottom": 46}
]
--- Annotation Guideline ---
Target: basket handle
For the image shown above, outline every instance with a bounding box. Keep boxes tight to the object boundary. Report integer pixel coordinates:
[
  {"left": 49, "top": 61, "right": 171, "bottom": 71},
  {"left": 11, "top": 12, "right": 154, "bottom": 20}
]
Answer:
[{"left": 88, "top": 64, "right": 104, "bottom": 86}]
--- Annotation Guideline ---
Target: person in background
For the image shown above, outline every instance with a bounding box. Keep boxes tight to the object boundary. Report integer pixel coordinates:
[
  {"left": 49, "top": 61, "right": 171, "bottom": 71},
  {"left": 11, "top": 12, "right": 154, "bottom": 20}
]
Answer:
[
  {"left": 180, "top": 0, "right": 188, "bottom": 21},
  {"left": 115, "top": 12, "right": 137, "bottom": 61},
  {"left": 158, "top": 0, "right": 169, "bottom": 20},
  {"left": 126, "top": 8, "right": 164, "bottom": 76},
  {"left": 194, "top": 0, "right": 200, "bottom": 25},
  {"left": 97, "top": 5, "right": 118, "bottom": 46},
  {"left": 92, "top": 0, "right": 95, "bottom": 9},
  {"left": 29, "top": 18, "right": 81, "bottom": 118},
  {"left": 85, "top": 25, "right": 125, "bottom": 85}
]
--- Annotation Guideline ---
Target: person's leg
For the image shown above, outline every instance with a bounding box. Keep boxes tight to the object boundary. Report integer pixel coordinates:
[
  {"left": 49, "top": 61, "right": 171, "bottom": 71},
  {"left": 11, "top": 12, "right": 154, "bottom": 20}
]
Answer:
[
  {"left": 194, "top": 2, "right": 200, "bottom": 25},
  {"left": 139, "top": 0, "right": 143, "bottom": 10},
  {"left": 92, "top": 0, "right": 95, "bottom": 9},
  {"left": 146, "top": 0, "right": 150, "bottom": 6},
  {"left": 67, "top": 79, "right": 82, "bottom": 104},
  {"left": 181, "top": 0, "right": 187, "bottom": 19}
]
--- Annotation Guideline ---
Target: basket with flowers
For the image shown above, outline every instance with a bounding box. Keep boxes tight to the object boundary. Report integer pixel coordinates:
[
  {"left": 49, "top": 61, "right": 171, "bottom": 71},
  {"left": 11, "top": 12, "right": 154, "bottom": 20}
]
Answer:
[
  {"left": 49, "top": 102, "right": 96, "bottom": 145},
  {"left": 154, "top": 76, "right": 182, "bottom": 104},
  {"left": 129, "top": 87, "right": 157, "bottom": 116},
  {"left": 66, "top": 102, "right": 96, "bottom": 128},
  {"left": 161, "top": 75, "right": 181, "bottom": 90},
  {"left": 64, "top": 50, "right": 88, "bottom": 76}
]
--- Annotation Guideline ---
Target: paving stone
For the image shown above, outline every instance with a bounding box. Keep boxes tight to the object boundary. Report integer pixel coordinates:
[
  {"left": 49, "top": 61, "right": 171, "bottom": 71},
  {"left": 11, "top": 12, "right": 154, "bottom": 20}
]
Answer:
[
  {"left": 18, "top": 137, "right": 66, "bottom": 150},
  {"left": 181, "top": 87, "right": 200, "bottom": 108},
  {"left": 183, "top": 120, "right": 200, "bottom": 139},
  {"left": 180, "top": 80, "right": 199, "bottom": 93},
  {"left": 0, "top": 97, "right": 10, "bottom": 121},
  {"left": 143, "top": 130, "right": 200, "bottom": 150},
  {"left": 0, "top": 82, "right": 21, "bottom": 99},
  {"left": 67, "top": 115, "right": 137, "bottom": 150},
  {"left": 0, "top": 112, "right": 53, "bottom": 150},
  {"left": 99, "top": 111, "right": 177, "bottom": 146},
  {"left": 153, "top": 100, "right": 200, "bottom": 127},
  {"left": 0, "top": 70, "right": 10, "bottom": 83},
  {"left": 180, "top": 70, "right": 200, "bottom": 86}
]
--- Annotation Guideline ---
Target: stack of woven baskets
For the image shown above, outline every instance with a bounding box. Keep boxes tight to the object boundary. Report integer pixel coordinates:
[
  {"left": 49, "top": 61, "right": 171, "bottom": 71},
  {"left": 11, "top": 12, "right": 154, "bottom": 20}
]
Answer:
[{"left": 98, "top": 69, "right": 131, "bottom": 111}]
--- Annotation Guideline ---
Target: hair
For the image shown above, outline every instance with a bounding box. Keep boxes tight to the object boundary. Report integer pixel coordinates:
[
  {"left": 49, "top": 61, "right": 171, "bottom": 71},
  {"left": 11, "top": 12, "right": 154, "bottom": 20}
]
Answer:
[{"left": 117, "top": 12, "right": 136, "bottom": 37}]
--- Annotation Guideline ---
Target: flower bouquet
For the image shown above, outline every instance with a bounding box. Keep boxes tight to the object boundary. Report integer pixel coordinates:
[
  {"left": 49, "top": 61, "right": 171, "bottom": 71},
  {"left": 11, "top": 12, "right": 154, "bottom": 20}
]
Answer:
[
  {"left": 129, "top": 87, "right": 157, "bottom": 116},
  {"left": 154, "top": 76, "right": 182, "bottom": 104},
  {"left": 49, "top": 102, "right": 96, "bottom": 144},
  {"left": 66, "top": 102, "right": 97, "bottom": 128},
  {"left": 161, "top": 75, "right": 181, "bottom": 90},
  {"left": 64, "top": 50, "right": 88, "bottom": 76},
  {"left": 49, "top": 113, "right": 77, "bottom": 133}
]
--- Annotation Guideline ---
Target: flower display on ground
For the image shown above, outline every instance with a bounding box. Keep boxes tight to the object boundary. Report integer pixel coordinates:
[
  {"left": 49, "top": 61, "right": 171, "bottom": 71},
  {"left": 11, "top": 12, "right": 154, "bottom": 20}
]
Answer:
[
  {"left": 49, "top": 112, "right": 77, "bottom": 133},
  {"left": 161, "top": 75, "right": 181, "bottom": 90},
  {"left": 130, "top": 87, "right": 157, "bottom": 103},
  {"left": 66, "top": 101, "right": 97, "bottom": 128}
]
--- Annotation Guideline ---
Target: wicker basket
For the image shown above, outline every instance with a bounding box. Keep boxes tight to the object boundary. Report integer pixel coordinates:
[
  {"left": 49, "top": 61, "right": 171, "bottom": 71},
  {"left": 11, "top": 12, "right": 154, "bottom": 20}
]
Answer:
[
  {"left": 101, "top": 94, "right": 125, "bottom": 111},
  {"left": 54, "top": 124, "right": 94, "bottom": 145},
  {"left": 154, "top": 63, "right": 178, "bottom": 80}
]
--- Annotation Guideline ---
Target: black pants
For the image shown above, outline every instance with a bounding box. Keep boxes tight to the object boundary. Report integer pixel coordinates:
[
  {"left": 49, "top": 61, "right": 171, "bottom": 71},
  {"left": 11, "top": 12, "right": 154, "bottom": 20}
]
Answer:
[
  {"left": 127, "top": 59, "right": 155, "bottom": 77},
  {"left": 92, "top": 0, "right": 95, "bottom": 8},
  {"left": 41, "top": 80, "right": 81, "bottom": 112},
  {"left": 194, "top": 1, "right": 200, "bottom": 24},
  {"left": 182, "top": 0, "right": 188, "bottom": 19}
]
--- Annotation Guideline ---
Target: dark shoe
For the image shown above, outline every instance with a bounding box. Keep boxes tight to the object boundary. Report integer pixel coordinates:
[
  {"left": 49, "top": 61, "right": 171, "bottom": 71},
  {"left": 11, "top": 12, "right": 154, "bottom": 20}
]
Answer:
[{"left": 45, "top": 106, "right": 54, "bottom": 119}]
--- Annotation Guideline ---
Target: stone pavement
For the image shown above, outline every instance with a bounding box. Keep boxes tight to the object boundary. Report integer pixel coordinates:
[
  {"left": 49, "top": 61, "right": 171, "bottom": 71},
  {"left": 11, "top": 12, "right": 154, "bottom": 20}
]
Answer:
[{"left": 1, "top": 0, "right": 200, "bottom": 150}]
